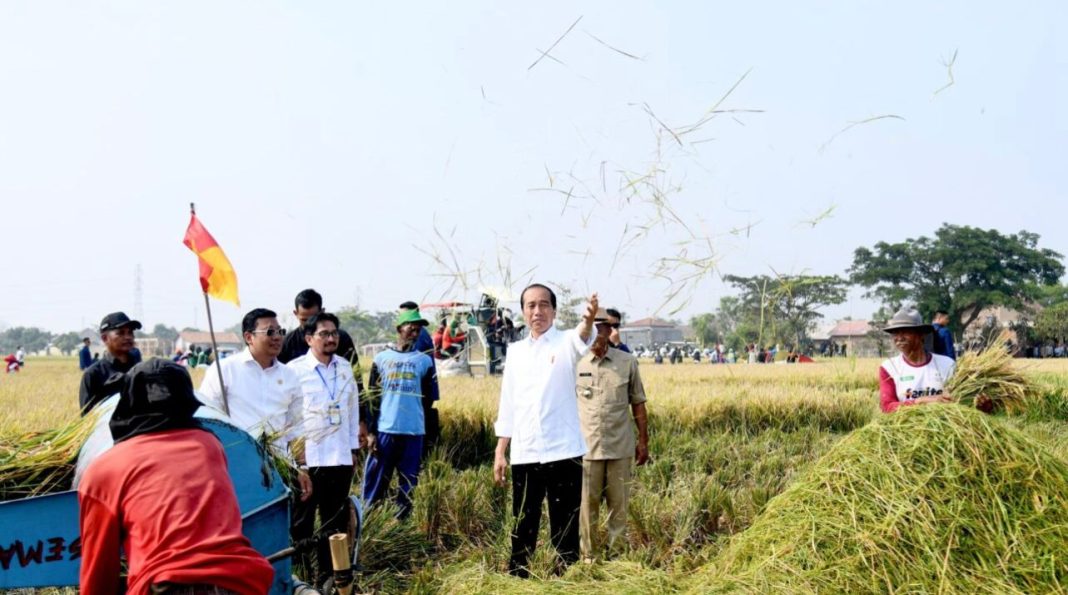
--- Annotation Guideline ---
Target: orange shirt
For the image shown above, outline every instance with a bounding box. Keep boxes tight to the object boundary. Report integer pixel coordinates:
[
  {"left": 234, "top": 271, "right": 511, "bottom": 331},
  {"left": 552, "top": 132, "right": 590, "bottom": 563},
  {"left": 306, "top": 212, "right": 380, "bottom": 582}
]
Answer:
[{"left": 78, "top": 428, "right": 274, "bottom": 595}]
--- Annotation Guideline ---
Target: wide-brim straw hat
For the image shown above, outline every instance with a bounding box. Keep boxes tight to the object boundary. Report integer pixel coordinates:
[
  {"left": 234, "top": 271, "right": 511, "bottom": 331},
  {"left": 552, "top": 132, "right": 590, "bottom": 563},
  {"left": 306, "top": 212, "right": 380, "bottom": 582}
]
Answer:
[{"left": 882, "top": 308, "right": 934, "bottom": 334}]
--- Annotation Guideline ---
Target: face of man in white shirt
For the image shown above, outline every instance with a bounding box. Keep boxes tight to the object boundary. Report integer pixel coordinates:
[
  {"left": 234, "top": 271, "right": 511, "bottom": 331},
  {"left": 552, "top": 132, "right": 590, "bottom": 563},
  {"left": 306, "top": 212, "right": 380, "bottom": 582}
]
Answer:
[
  {"left": 244, "top": 316, "right": 285, "bottom": 362},
  {"left": 522, "top": 286, "right": 556, "bottom": 338},
  {"left": 306, "top": 319, "right": 340, "bottom": 362}
]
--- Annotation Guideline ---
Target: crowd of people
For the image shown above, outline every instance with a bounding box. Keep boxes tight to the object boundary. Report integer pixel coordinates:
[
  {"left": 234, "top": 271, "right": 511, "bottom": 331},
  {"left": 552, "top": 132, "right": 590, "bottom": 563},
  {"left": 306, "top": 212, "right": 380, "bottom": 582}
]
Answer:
[
  {"left": 65, "top": 288, "right": 973, "bottom": 591},
  {"left": 71, "top": 284, "right": 650, "bottom": 590}
]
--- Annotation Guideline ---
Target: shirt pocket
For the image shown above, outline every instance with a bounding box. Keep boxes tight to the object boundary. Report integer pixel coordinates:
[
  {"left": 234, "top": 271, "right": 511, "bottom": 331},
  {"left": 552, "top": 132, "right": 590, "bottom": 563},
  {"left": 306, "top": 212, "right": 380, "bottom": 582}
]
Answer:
[{"left": 299, "top": 380, "right": 333, "bottom": 436}]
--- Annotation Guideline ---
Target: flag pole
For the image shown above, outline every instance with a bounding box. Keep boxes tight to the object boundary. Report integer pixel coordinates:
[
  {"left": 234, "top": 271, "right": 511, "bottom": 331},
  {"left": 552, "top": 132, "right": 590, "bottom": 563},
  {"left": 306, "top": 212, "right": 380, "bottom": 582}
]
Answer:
[{"left": 191, "top": 202, "right": 230, "bottom": 416}]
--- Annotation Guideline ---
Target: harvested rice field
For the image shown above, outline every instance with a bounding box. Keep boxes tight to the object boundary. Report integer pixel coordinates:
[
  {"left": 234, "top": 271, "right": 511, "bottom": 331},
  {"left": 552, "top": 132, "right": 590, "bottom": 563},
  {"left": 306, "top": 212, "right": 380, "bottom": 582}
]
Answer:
[{"left": 3, "top": 355, "right": 1067, "bottom": 593}]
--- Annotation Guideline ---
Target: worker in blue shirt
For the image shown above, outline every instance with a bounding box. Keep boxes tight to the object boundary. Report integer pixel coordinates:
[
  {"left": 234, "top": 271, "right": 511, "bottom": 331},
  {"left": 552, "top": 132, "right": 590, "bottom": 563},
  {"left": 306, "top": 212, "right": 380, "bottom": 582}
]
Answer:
[
  {"left": 931, "top": 310, "right": 956, "bottom": 360},
  {"left": 399, "top": 301, "right": 440, "bottom": 460},
  {"left": 360, "top": 309, "right": 437, "bottom": 519},
  {"left": 78, "top": 337, "right": 93, "bottom": 370}
]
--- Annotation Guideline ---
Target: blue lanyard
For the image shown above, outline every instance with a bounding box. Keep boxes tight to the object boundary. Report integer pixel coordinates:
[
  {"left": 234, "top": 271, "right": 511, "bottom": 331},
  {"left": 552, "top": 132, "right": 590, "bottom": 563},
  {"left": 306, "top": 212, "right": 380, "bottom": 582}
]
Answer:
[{"left": 314, "top": 363, "right": 338, "bottom": 401}]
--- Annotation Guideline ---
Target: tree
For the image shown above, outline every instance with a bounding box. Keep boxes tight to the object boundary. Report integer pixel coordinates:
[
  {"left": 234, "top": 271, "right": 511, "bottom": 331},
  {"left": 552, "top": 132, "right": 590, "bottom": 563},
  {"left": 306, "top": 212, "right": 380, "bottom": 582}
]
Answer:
[
  {"left": 53, "top": 331, "right": 83, "bottom": 356},
  {"left": 152, "top": 324, "right": 179, "bottom": 342},
  {"left": 550, "top": 283, "right": 585, "bottom": 329},
  {"left": 0, "top": 327, "right": 54, "bottom": 353},
  {"left": 1035, "top": 302, "right": 1068, "bottom": 343},
  {"left": 335, "top": 307, "right": 393, "bottom": 347},
  {"left": 850, "top": 225, "right": 1064, "bottom": 336},
  {"left": 690, "top": 313, "right": 719, "bottom": 347},
  {"left": 723, "top": 274, "right": 849, "bottom": 348}
]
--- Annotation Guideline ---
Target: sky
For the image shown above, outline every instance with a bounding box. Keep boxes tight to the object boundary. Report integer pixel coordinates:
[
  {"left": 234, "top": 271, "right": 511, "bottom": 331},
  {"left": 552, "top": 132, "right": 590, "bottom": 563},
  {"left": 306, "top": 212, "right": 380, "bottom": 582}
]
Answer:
[{"left": 1, "top": 1, "right": 1065, "bottom": 334}]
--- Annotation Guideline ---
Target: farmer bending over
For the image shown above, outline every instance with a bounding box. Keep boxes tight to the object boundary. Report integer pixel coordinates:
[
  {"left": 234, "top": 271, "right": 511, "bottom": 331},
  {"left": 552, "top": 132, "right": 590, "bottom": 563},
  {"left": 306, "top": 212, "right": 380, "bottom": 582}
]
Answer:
[
  {"left": 78, "top": 359, "right": 273, "bottom": 594},
  {"left": 879, "top": 309, "right": 955, "bottom": 413}
]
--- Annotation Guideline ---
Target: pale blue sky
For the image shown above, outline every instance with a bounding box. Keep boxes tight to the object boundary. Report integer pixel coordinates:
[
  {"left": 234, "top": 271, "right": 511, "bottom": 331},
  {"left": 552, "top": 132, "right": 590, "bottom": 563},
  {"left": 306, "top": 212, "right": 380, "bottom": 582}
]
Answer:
[{"left": 1, "top": 2, "right": 1065, "bottom": 333}]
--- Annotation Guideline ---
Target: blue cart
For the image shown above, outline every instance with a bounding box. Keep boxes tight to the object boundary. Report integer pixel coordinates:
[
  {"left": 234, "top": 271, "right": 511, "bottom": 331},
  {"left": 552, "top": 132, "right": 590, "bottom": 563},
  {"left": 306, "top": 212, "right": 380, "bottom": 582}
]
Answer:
[{"left": 0, "top": 418, "right": 361, "bottom": 594}]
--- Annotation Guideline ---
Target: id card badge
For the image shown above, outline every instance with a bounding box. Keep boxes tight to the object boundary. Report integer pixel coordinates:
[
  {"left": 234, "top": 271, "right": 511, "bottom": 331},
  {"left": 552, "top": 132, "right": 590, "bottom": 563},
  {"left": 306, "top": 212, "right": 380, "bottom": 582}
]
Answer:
[{"left": 328, "top": 404, "right": 342, "bottom": 426}]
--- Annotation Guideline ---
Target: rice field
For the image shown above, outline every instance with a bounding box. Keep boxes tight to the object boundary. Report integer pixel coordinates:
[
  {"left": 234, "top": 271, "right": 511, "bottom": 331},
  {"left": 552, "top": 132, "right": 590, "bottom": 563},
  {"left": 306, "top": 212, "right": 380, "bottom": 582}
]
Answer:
[{"left": 3, "top": 355, "right": 1067, "bottom": 593}]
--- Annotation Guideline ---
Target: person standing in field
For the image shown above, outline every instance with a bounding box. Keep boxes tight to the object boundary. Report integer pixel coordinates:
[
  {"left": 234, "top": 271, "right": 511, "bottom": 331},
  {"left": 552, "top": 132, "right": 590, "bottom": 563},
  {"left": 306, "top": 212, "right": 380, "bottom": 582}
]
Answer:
[
  {"left": 78, "top": 359, "right": 274, "bottom": 594},
  {"left": 398, "top": 300, "right": 440, "bottom": 459},
  {"left": 879, "top": 309, "right": 956, "bottom": 413},
  {"left": 80, "top": 312, "right": 144, "bottom": 415},
  {"left": 931, "top": 310, "right": 957, "bottom": 360},
  {"left": 286, "top": 312, "right": 361, "bottom": 587},
  {"left": 604, "top": 308, "right": 631, "bottom": 353},
  {"left": 493, "top": 283, "right": 598, "bottom": 577},
  {"left": 79, "top": 337, "right": 93, "bottom": 370},
  {"left": 198, "top": 307, "right": 312, "bottom": 500},
  {"left": 576, "top": 307, "right": 649, "bottom": 562},
  {"left": 361, "top": 309, "right": 437, "bottom": 519},
  {"left": 15, "top": 345, "right": 25, "bottom": 368},
  {"left": 278, "top": 289, "right": 365, "bottom": 395}
]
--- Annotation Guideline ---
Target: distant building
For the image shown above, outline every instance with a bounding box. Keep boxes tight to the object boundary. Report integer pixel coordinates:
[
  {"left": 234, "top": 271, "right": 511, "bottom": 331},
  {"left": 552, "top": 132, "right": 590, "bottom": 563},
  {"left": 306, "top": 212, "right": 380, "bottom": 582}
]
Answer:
[
  {"left": 816, "top": 320, "right": 884, "bottom": 358},
  {"left": 175, "top": 331, "right": 244, "bottom": 357},
  {"left": 619, "top": 317, "right": 683, "bottom": 348}
]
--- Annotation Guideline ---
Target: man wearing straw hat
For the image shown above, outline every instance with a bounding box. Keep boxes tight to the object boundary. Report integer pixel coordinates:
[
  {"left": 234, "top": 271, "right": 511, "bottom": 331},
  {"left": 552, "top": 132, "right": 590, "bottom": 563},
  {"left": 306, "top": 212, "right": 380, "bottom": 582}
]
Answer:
[
  {"left": 78, "top": 359, "right": 273, "bottom": 594},
  {"left": 576, "top": 307, "right": 649, "bottom": 562},
  {"left": 879, "top": 308, "right": 956, "bottom": 413},
  {"left": 360, "top": 308, "right": 437, "bottom": 519},
  {"left": 493, "top": 283, "right": 599, "bottom": 577}
]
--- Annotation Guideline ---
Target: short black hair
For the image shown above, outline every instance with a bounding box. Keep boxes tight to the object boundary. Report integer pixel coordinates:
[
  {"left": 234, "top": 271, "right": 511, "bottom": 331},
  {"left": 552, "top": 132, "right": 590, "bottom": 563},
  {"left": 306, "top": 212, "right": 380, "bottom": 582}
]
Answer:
[
  {"left": 606, "top": 308, "right": 623, "bottom": 322},
  {"left": 398, "top": 301, "right": 419, "bottom": 311},
  {"left": 82, "top": 337, "right": 91, "bottom": 343},
  {"left": 304, "top": 312, "right": 340, "bottom": 336},
  {"left": 934, "top": 310, "right": 949, "bottom": 318},
  {"left": 294, "top": 289, "right": 323, "bottom": 311},
  {"left": 520, "top": 283, "right": 557, "bottom": 310},
  {"left": 242, "top": 308, "right": 278, "bottom": 339}
]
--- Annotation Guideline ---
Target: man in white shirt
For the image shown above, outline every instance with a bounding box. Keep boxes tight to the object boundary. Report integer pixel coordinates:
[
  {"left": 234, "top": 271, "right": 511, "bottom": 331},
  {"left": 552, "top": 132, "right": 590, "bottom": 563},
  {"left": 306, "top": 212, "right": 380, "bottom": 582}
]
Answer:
[
  {"left": 198, "top": 308, "right": 311, "bottom": 501},
  {"left": 494, "top": 283, "right": 598, "bottom": 577},
  {"left": 286, "top": 312, "right": 360, "bottom": 587}
]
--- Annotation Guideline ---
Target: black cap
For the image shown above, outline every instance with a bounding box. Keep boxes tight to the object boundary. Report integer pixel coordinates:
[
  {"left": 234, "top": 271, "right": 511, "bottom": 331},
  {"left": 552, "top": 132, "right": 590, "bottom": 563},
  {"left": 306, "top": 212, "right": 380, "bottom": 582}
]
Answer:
[
  {"left": 109, "top": 359, "right": 203, "bottom": 443},
  {"left": 100, "top": 312, "right": 142, "bottom": 333}
]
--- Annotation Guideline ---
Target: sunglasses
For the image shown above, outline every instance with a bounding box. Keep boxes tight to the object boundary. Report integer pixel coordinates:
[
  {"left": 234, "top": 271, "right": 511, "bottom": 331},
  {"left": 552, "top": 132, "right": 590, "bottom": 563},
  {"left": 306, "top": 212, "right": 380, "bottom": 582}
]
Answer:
[
  {"left": 251, "top": 328, "right": 286, "bottom": 337},
  {"left": 313, "top": 330, "right": 340, "bottom": 339},
  {"left": 596, "top": 321, "right": 621, "bottom": 329}
]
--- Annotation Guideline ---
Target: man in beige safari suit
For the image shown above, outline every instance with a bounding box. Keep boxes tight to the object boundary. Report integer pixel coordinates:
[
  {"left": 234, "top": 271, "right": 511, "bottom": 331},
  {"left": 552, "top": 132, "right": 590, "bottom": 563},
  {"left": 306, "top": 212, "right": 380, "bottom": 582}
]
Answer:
[{"left": 576, "top": 308, "right": 650, "bottom": 561}]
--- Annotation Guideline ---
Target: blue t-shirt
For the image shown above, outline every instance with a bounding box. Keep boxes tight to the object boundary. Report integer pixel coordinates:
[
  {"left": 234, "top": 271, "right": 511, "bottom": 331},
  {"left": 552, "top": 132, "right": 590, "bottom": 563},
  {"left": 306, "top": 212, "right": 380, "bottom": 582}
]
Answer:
[
  {"left": 932, "top": 324, "right": 956, "bottom": 360},
  {"left": 371, "top": 348, "right": 434, "bottom": 435}
]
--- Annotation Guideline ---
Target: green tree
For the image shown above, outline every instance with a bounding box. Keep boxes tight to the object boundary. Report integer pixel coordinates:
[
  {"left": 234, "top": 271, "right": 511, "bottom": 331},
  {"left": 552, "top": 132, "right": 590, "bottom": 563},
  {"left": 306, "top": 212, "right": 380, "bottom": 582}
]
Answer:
[
  {"left": 850, "top": 224, "right": 1064, "bottom": 336},
  {"left": 550, "top": 283, "right": 585, "bottom": 329},
  {"left": 151, "top": 324, "right": 180, "bottom": 342},
  {"left": 723, "top": 274, "right": 849, "bottom": 348},
  {"left": 53, "top": 331, "right": 83, "bottom": 356},
  {"left": 690, "top": 313, "right": 719, "bottom": 347},
  {"left": 0, "top": 327, "right": 53, "bottom": 353},
  {"left": 1035, "top": 302, "right": 1068, "bottom": 343},
  {"left": 335, "top": 307, "right": 393, "bottom": 346}
]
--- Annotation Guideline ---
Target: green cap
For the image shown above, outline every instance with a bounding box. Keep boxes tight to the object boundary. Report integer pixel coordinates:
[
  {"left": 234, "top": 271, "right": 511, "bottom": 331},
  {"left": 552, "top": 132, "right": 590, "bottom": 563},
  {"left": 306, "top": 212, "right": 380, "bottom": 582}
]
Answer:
[{"left": 395, "top": 309, "right": 429, "bottom": 329}]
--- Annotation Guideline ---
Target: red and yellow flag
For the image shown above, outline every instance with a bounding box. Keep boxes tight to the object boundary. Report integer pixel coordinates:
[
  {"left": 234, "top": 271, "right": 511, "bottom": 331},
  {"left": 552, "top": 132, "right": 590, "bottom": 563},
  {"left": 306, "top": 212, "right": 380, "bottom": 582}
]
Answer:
[{"left": 183, "top": 214, "right": 240, "bottom": 305}]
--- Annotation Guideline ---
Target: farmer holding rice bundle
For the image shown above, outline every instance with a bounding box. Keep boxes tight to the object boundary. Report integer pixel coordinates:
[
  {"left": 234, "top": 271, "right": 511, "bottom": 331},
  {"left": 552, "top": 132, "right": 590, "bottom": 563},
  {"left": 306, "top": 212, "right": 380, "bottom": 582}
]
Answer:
[{"left": 879, "top": 308, "right": 955, "bottom": 413}]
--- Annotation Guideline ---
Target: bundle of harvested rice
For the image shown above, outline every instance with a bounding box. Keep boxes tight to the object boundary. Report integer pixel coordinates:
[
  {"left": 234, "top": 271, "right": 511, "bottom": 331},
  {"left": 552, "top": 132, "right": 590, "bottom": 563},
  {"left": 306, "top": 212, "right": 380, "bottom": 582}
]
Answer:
[
  {"left": 945, "top": 335, "right": 1035, "bottom": 414},
  {"left": 689, "top": 405, "right": 1068, "bottom": 594},
  {"left": 0, "top": 411, "right": 99, "bottom": 500}
]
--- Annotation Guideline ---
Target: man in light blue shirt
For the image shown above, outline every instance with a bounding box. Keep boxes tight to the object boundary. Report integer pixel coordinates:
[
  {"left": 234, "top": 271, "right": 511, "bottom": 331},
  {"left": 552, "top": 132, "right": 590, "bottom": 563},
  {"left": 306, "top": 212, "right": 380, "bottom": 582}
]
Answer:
[{"left": 360, "top": 309, "right": 436, "bottom": 519}]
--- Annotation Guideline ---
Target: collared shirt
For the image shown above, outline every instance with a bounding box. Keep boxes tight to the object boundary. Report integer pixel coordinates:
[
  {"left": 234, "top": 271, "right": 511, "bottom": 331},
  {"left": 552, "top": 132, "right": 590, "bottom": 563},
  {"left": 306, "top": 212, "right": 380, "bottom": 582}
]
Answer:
[
  {"left": 576, "top": 347, "right": 647, "bottom": 460},
  {"left": 495, "top": 325, "right": 593, "bottom": 465},
  {"left": 79, "top": 350, "right": 143, "bottom": 415},
  {"left": 278, "top": 327, "right": 366, "bottom": 394},
  {"left": 286, "top": 353, "right": 360, "bottom": 467},
  {"left": 197, "top": 348, "right": 302, "bottom": 453}
]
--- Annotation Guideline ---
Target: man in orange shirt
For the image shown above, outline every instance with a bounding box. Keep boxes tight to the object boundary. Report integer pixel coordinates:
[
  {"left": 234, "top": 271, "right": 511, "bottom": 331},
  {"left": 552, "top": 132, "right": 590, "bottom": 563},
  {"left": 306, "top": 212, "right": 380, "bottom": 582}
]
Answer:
[{"left": 78, "top": 359, "right": 274, "bottom": 595}]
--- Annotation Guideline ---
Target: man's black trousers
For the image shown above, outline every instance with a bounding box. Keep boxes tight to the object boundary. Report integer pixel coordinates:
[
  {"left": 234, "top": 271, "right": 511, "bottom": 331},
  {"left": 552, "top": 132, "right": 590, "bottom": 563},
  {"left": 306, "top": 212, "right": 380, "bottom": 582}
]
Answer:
[
  {"left": 291, "top": 465, "right": 354, "bottom": 583},
  {"left": 508, "top": 456, "right": 583, "bottom": 577}
]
